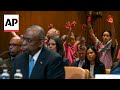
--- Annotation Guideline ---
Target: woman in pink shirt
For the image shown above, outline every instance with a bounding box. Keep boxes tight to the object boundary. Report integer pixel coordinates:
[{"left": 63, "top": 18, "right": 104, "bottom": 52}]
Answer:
[{"left": 87, "top": 15, "right": 118, "bottom": 69}]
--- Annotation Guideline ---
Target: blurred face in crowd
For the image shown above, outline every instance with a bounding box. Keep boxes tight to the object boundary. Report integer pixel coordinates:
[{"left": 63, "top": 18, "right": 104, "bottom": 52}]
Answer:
[
  {"left": 78, "top": 45, "right": 86, "bottom": 61},
  {"left": 22, "top": 29, "right": 44, "bottom": 56},
  {"left": 9, "top": 37, "right": 22, "bottom": 57},
  {"left": 102, "top": 31, "right": 111, "bottom": 44},
  {"left": 46, "top": 28, "right": 57, "bottom": 39},
  {"left": 48, "top": 39, "right": 57, "bottom": 52},
  {"left": 87, "top": 48, "right": 96, "bottom": 62},
  {"left": 80, "top": 40, "right": 86, "bottom": 46}
]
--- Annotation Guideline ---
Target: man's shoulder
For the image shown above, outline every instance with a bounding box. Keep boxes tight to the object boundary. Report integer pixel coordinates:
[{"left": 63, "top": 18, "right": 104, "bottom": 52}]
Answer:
[
  {"left": 16, "top": 52, "right": 27, "bottom": 58},
  {"left": 111, "top": 61, "right": 120, "bottom": 70},
  {"left": 14, "top": 52, "right": 28, "bottom": 62}
]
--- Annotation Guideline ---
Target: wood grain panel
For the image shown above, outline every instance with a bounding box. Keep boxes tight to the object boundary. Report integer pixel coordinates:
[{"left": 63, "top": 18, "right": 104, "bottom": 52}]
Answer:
[{"left": 0, "top": 11, "right": 119, "bottom": 59}]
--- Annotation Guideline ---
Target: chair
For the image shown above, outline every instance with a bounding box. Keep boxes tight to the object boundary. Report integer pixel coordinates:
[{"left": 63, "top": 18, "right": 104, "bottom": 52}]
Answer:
[
  {"left": 84, "top": 69, "right": 90, "bottom": 79},
  {"left": 64, "top": 66, "right": 86, "bottom": 79},
  {"left": 105, "top": 69, "right": 111, "bottom": 74}
]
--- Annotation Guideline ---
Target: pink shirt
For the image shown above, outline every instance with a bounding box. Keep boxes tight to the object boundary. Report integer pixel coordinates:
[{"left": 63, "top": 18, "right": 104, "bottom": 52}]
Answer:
[
  {"left": 64, "top": 42, "right": 77, "bottom": 65},
  {"left": 95, "top": 39, "right": 112, "bottom": 69}
]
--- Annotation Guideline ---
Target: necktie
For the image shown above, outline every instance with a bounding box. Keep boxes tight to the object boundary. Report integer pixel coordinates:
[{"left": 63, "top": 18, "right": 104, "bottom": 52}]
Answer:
[
  {"left": 78, "top": 60, "right": 84, "bottom": 67},
  {"left": 29, "top": 57, "right": 34, "bottom": 78},
  {"left": 80, "top": 61, "right": 84, "bottom": 66}
]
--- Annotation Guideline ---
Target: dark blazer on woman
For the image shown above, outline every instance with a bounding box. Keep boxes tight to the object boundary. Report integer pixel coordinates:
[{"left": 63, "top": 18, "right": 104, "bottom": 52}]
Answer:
[{"left": 83, "top": 62, "right": 106, "bottom": 77}]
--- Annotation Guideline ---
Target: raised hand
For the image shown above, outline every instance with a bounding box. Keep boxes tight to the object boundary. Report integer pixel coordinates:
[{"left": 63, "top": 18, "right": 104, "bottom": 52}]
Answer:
[
  {"left": 65, "top": 21, "right": 77, "bottom": 30},
  {"left": 81, "top": 23, "right": 87, "bottom": 31},
  {"left": 10, "top": 31, "right": 20, "bottom": 39},
  {"left": 48, "top": 24, "right": 54, "bottom": 29},
  {"left": 11, "top": 31, "right": 17, "bottom": 36},
  {"left": 106, "top": 15, "right": 113, "bottom": 24},
  {"left": 65, "top": 21, "right": 77, "bottom": 43},
  {"left": 87, "top": 15, "right": 92, "bottom": 23},
  {"left": 71, "top": 21, "right": 77, "bottom": 27},
  {"left": 65, "top": 21, "right": 71, "bottom": 30}
]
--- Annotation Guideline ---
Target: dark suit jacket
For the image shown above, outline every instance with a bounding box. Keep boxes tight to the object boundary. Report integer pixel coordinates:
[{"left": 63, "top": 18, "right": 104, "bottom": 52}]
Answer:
[
  {"left": 111, "top": 61, "right": 120, "bottom": 70},
  {"left": 11, "top": 46, "right": 65, "bottom": 79},
  {"left": 63, "top": 58, "right": 70, "bottom": 66},
  {"left": 71, "top": 60, "right": 80, "bottom": 67},
  {"left": 110, "top": 61, "right": 120, "bottom": 74},
  {"left": 71, "top": 60, "right": 86, "bottom": 68},
  {"left": 83, "top": 63, "right": 106, "bottom": 77}
]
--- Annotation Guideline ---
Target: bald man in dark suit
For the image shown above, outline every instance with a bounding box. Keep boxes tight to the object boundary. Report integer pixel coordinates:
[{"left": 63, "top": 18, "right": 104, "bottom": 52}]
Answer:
[{"left": 11, "top": 25, "right": 65, "bottom": 79}]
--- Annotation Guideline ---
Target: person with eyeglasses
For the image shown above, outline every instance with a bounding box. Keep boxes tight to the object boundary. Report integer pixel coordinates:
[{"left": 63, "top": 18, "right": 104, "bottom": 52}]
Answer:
[
  {"left": 0, "top": 36, "right": 23, "bottom": 74},
  {"left": 10, "top": 25, "right": 65, "bottom": 79}
]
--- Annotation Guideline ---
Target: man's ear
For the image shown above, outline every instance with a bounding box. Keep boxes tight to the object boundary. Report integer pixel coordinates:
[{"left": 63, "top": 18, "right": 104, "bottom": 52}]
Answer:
[{"left": 39, "top": 40, "right": 44, "bottom": 47}]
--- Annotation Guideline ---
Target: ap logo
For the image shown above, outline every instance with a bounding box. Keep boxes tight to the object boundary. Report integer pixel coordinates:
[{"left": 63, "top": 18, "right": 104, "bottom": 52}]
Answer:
[{"left": 4, "top": 14, "right": 19, "bottom": 32}]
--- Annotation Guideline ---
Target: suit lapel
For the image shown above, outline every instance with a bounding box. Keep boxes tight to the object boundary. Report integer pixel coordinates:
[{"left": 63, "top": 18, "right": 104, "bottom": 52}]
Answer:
[
  {"left": 30, "top": 47, "right": 46, "bottom": 78},
  {"left": 23, "top": 53, "right": 29, "bottom": 79}
]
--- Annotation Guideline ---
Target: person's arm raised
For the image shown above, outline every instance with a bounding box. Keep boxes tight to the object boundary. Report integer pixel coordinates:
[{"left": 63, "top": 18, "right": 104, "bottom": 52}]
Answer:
[
  {"left": 65, "top": 21, "right": 76, "bottom": 44},
  {"left": 11, "top": 31, "right": 20, "bottom": 39},
  {"left": 75, "top": 23, "right": 87, "bottom": 46},
  {"left": 87, "top": 16, "right": 97, "bottom": 43},
  {"left": 106, "top": 15, "right": 116, "bottom": 47}
]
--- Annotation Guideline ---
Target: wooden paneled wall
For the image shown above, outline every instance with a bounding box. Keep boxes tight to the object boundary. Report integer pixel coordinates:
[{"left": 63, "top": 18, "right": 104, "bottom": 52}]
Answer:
[{"left": 0, "top": 11, "right": 119, "bottom": 59}]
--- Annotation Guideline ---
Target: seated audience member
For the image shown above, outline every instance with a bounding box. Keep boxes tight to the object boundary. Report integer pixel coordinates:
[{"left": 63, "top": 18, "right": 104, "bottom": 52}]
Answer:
[
  {"left": 63, "top": 23, "right": 86, "bottom": 65},
  {"left": 11, "top": 25, "right": 65, "bottom": 79},
  {"left": 45, "top": 25, "right": 60, "bottom": 47},
  {"left": 76, "top": 36, "right": 86, "bottom": 47},
  {"left": 71, "top": 45, "right": 87, "bottom": 68},
  {"left": 110, "top": 48, "right": 120, "bottom": 72},
  {"left": 47, "top": 24, "right": 60, "bottom": 38},
  {"left": 110, "top": 60, "right": 120, "bottom": 74},
  {"left": 87, "top": 15, "right": 118, "bottom": 69},
  {"left": 0, "top": 36, "right": 23, "bottom": 73},
  {"left": 48, "top": 37, "right": 70, "bottom": 66},
  {"left": 83, "top": 46, "right": 106, "bottom": 78}
]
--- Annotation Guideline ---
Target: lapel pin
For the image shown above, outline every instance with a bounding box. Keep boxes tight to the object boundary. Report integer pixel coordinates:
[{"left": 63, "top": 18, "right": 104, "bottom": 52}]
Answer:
[{"left": 40, "top": 61, "right": 43, "bottom": 64}]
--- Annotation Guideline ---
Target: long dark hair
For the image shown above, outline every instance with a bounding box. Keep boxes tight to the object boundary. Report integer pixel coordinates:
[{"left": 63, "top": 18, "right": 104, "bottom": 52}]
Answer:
[
  {"left": 102, "top": 31, "right": 112, "bottom": 37},
  {"left": 50, "top": 37, "right": 65, "bottom": 58},
  {"left": 85, "top": 46, "right": 102, "bottom": 66}
]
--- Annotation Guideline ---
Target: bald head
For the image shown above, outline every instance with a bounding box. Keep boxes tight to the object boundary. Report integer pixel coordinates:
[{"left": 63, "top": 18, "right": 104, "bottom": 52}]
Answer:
[
  {"left": 26, "top": 25, "right": 45, "bottom": 40},
  {"left": 9, "top": 36, "right": 23, "bottom": 57},
  {"left": 47, "top": 28, "right": 59, "bottom": 39},
  {"left": 10, "top": 36, "right": 22, "bottom": 45}
]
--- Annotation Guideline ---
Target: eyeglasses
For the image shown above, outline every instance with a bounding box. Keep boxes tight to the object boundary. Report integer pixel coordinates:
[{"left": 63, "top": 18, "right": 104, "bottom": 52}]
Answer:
[
  {"left": 8, "top": 43, "right": 22, "bottom": 47},
  {"left": 22, "top": 37, "right": 33, "bottom": 43},
  {"left": 22, "top": 37, "right": 42, "bottom": 43}
]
